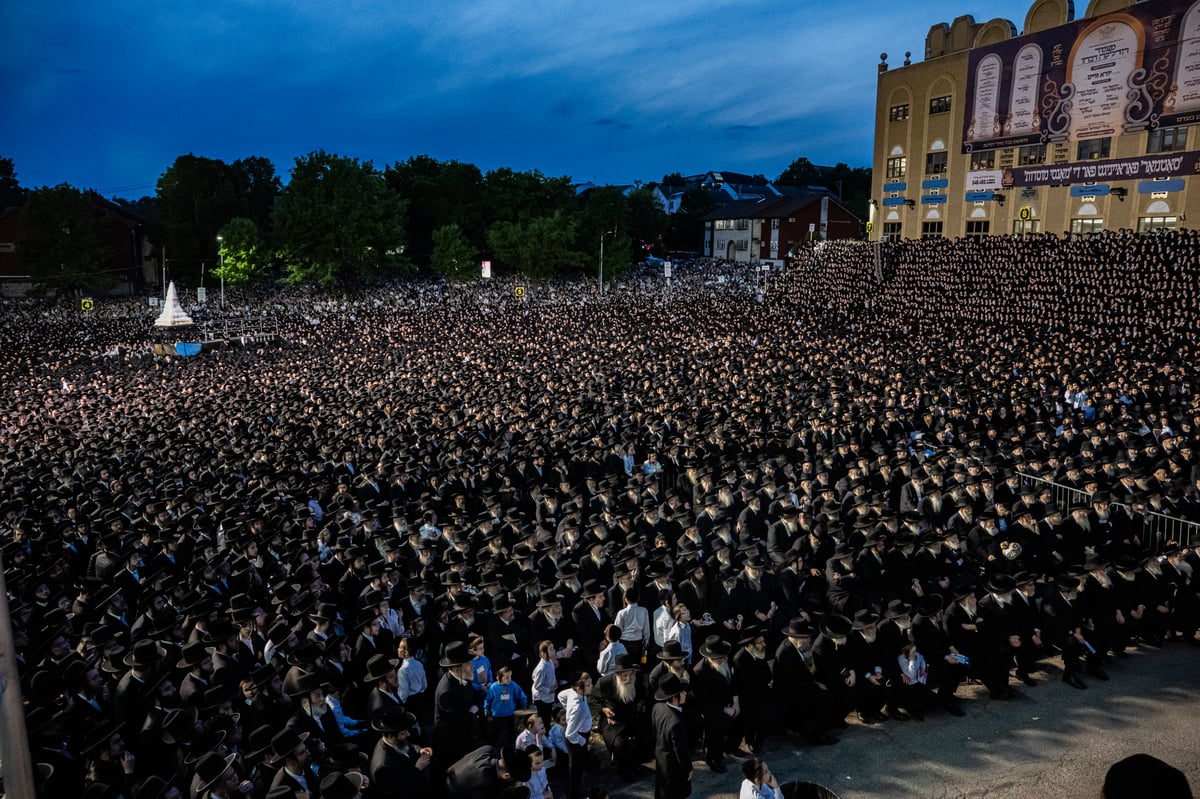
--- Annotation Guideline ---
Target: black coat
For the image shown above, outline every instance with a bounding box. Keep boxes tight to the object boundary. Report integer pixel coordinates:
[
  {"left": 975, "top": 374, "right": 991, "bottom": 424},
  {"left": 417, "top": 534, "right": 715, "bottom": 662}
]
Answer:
[
  {"left": 370, "top": 738, "right": 430, "bottom": 799},
  {"left": 652, "top": 702, "right": 691, "bottom": 799}
]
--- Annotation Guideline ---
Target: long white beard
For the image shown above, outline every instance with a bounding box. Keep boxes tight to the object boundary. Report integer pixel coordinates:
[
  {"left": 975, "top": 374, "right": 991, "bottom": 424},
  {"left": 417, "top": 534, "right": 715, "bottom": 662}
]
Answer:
[
  {"left": 615, "top": 680, "right": 636, "bottom": 704},
  {"left": 860, "top": 631, "right": 877, "bottom": 644},
  {"left": 715, "top": 662, "right": 732, "bottom": 681}
]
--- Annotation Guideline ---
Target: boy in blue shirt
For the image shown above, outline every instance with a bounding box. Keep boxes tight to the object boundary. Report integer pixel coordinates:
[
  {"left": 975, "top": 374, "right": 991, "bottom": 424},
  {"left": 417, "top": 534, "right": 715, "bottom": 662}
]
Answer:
[{"left": 484, "top": 665, "right": 529, "bottom": 746}]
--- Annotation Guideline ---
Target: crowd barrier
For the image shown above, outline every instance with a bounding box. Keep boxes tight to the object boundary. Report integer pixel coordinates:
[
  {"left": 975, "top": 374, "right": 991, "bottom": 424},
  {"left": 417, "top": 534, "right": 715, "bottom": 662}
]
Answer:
[{"left": 1017, "top": 472, "right": 1200, "bottom": 552}]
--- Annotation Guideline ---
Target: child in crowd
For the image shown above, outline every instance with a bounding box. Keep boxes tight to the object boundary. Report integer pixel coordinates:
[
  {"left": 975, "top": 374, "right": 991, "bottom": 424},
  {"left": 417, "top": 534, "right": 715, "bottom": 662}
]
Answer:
[
  {"left": 547, "top": 706, "right": 570, "bottom": 779},
  {"left": 596, "top": 625, "right": 627, "bottom": 677},
  {"left": 532, "top": 639, "right": 558, "bottom": 726},
  {"left": 523, "top": 744, "right": 552, "bottom": 799},
  {"left": 484, "top": 665, "right": 529, "bottom": 746},
  {"left": 469, "top": 633, "right": 494, "bottom": 693}
]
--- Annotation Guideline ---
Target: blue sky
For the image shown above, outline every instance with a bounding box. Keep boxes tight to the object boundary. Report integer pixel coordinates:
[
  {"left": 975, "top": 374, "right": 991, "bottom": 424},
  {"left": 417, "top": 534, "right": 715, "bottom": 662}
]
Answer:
[{"left": 3, "top": 0, "right": 1033, "bottom": 197}]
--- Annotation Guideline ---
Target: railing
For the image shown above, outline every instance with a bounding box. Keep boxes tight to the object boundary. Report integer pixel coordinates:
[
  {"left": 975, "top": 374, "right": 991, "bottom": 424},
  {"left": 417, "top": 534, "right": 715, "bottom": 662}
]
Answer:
[
  {"left": 1018, "top": 472, "right": 1200, "bottom": 552},
  {"left": 198, "top": 317, "right": 281, "bottom": 343}
]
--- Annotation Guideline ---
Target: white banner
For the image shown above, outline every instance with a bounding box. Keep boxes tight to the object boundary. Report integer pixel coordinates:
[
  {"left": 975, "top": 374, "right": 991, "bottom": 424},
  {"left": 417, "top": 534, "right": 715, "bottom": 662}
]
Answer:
[
  {"left": 966, "top": 170, "right": 1004, "bottom": 190},
  {"left": 481, "top": 260, "right": 492, "bottom": 279}
]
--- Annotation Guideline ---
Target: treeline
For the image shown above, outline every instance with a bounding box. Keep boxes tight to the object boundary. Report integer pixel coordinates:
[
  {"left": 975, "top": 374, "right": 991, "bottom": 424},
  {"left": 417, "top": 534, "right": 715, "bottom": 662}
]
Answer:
[{"left": 0, "top": 152, "right": 869, "bottom": 288}]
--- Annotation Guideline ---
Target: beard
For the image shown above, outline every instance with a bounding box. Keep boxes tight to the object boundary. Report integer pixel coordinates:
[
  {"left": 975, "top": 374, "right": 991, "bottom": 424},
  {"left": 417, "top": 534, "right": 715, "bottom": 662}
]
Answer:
[
  {"left": 750, "top": 643, "right": 767, "bottom": 659},
  {"left": 713, "top": 661, "right": 732, "bottom": 681},
  {"left": 544, "top": 610, "right": 562, "bottom": 626},
  {"left": 859, "top": 631, "right": 877, "bottom": 644},
  {"left": 667, "top": 661, "right": 689, "bottom": 680},
  {"left": 615, "top": 680, "right": 637, "bottom": 704}
]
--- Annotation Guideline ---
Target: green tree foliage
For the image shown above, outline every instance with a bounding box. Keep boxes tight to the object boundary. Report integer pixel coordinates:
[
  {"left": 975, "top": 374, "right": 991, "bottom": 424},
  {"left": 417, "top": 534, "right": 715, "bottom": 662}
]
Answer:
[
  {"left": 627, "top": 187, "right": 669, "bottom": 257},
  {"left": 215, "top": 217, "right": 267, "bottom": 287},
  {"left": 156, "top": 154, "right": 239, "bottom": 267},
  {"left": 273, "top": 150, "right": 409, "bottom": 285},
  {"left": 0, "top": 156, "right": 25, "bottom": 208},
  {"left": 776, "top": 157, "right": 872, "bottom": 220},
  {"left": 666, "top": 188, "right": 717, "bottom": 252},
  {"left": 487, "top": 211, "right": 581, "bottom": 279},
  {"left": 430, "top": 223, "right": 478, "bottom": 281},
  {"left": 385, "top": 156, "right": 484, "bottom": 265},
  {"left": 481, "top": 168, "right": 574, "bottom": 228},
  {"left": 20, "top": 185, "right": 113, "bottom": 290},
  {"left": 230, "top": 156, "right": 281, "bottom": 237},
  {"left": 575, "top": 186, "right": 632, "bottom": 279},
  {"left": 659, "top": 171, "right": 686, "bottom": 188}
]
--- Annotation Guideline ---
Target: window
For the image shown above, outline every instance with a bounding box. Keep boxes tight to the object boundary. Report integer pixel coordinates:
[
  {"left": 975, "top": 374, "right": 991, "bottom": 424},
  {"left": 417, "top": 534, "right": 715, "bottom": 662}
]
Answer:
[
  {"left": 889, "top": 104, "right": 910, "bottom": 121},
  {"left": 970, "top": 152, "right": 995, "bottom": 170},
  {"left": 966, "top": 220, "right": 990, "bottom": 239},
  {"left": 925, "top": 152, "right": 948, "bottom": 174},
  {"left": 929, "top": 95, "right": 952, "bottom": 114},
  {"left": 770, "top": 239, "right": 779, "bottom": 250},
  {"left": 735, "top": 220, "right": 749, "bottom": 230},
  {"left": 886, "top": 156, "right": 907, "bottom": 179},
  {"left": 921, "top": 221, "right": 944, "bottom": 238},
  {"left": 0, "top": 243, "right": 15, "bottom": 253},
  {"left": 882, "top": 222, "right": 903, "bottom": 238},
  {"left": 1138, "top": 216, "right": 1177, "bottom": 232},
  {"left": 771, "top": 218, "right": 780, "bottom": 229},
  {"left": 1012, "top": 219, "right": 1042, "bottom": 234},
  {"left": 1070, "top": 218, "right": 1104, "bottom": 233},
  {"left": 735, "top": 239, "right": 749, "bottom": 251},
  {"left": 1018, "top": 144, "right": 1047, "bottom": 165},
  {"left": 1147, "top": 126, "right": 1187, "bottom": 154},
  {"left": 1077, "top": 138, "right": 1111, "bottom": 160}
]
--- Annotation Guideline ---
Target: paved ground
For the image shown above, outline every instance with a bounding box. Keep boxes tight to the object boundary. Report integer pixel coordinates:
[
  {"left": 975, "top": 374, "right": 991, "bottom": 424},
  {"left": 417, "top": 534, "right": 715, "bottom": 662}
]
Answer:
[{"left": 587, "top": 640, "right": 1200, "bottom": 799}]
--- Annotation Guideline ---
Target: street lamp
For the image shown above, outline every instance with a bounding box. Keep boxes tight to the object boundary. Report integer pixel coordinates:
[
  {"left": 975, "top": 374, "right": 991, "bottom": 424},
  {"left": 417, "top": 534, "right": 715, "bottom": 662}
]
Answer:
[
  {"left": 216, "top": 235, "right": 226, "bottom": 308},
  {"left": 599, "top": 230, "right": 614, "bottom": 295}
]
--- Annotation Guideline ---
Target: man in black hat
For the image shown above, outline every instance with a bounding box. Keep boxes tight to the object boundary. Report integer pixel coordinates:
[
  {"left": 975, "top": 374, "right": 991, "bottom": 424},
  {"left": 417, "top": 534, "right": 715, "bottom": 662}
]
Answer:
[
  {"left": 370, "top": 707, "right": 431, "bottom": 799},
  {"left": 444, "top": 743, "right": 532, "bottom": 799},
  {"left": 268, "top": 728, "right": 317, "bottom": 796},
  {"left": 731, "top": 625, "right": 773, "bottom": 755},
  {"left": 593, "top": 653, "right": 648, "bottom": 780},
  {"left": 811, "top": 614, "right": 856, "bottom": 724},
  {"left": 571, "top": 579, "right": 610, "bottom": 672},
  {"left": 362, "top": 654, "right": 404, "bottom": 732},
  {"left": 651, "top": 673, "right": 691, "bottom": 799},
  {"left": 978, "top": 573, "right": 1036, "bottom": 694},
  {"left": 773, "top": 617, "right": 840, "bottom": 744},
  {"left": 690, "top": 634, "right": 740, "bottom": 772},
  {"left": 432, "top": 640, "right": 482, "bottom": 774},
  {"left": 1041, "top": 573, "right": 1099, "bottom": 689}
]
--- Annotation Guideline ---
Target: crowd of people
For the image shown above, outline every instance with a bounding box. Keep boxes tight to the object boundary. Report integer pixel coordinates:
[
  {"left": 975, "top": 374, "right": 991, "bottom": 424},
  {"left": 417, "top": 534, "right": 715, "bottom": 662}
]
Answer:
[{"left": 1, "top": 228, "right": 1198, "bottom": 799}]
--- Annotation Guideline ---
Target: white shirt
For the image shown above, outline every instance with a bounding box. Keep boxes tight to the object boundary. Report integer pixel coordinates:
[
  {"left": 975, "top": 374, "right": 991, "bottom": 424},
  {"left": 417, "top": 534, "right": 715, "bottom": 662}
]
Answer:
[
  {"left": 739, "top": 779, "right": 783, "bottom": 799},
  {"left": 613, "top": 604, "right": 651, "bottom": 646},
  {"left": 558, "top": 687, "right": 592, "bottom": 746}
]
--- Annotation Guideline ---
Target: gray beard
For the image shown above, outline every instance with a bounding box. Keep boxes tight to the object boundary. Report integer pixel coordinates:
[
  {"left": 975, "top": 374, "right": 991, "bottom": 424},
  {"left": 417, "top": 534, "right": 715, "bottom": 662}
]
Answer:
[{"left": 615, "top": 680, "right": 637, "bottom": 704}]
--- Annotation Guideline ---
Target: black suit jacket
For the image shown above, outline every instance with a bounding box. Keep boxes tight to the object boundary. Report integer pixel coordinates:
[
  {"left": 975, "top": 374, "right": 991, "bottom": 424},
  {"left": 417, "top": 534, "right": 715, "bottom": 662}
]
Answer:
[
  {"left": 370, "top": 738, "right": 429, "bottom": 799},
  {"left": 652, "top": 702, "right": 691, "bottom": 798}
]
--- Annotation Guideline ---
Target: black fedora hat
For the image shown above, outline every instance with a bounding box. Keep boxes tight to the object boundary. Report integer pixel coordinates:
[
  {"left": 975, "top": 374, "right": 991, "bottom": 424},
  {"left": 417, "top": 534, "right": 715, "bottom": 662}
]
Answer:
[
  {"left": 269, "top": 728, "right": 310, "bottom": 759},
  {"left": 657, "top": 640, "right": 685, "bottom": 661},
  {"left": 363, "top": 655, "right": 399, "bottom": 683},
  {"left": 654, "top": 673, "right": 686, "bottom": 702},
  {"left": 819, "top": 614, "right": 852, "bottom": 638},
  {"left": 852, "top": 609, "right": 880, "bottom": 630},
  {"left": 439, "top": 640, "right": 473, "bottom": 668},
  {"left": 124, "top": 640, "right": 165, "bottom": 669},
  {"left": 985, "top": 574, "right": 1017, "bottom": 594},
  {"left": 698, "top": 635, "right": 731, "bottom": 658},
  {"left": 612, "top": 653, "right": 638, "bottom": 672},
  {"left": 370, "top": 706, "right": 417, "bottom": 734},
  {"left": 884, "top": 599, "right": 913, "bottom": 619},
  {"left": 783, "top": 618, "right": 814, "bottom": 638},
  {"left": 191, "top": 751, "right": 236, "bottom": 796},
  {"left": 320, "top": 771, "right": 366, "bottom": 799}
]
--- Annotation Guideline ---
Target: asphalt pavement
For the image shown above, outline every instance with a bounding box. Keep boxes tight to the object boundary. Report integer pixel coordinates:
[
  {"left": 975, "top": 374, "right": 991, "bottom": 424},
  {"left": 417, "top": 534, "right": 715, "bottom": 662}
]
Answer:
[{"left": 588, "top": 640, "right": 1200, "bottom": 799}]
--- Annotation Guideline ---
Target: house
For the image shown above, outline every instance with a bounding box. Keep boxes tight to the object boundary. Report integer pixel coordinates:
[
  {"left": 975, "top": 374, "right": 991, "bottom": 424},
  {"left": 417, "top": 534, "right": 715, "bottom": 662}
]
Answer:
[
  {"left": 702, "top": 190, "right": 862, "bottom": 265},
  {"left": 0, "top": 193, "right": 156, "bottom": 296}
]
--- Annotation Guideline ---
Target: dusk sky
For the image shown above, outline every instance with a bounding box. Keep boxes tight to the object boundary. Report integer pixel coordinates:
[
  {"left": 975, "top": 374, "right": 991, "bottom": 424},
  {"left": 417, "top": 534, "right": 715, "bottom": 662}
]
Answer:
[{"left": 4, "top": 0, "right": 1033, "bottom": 198}]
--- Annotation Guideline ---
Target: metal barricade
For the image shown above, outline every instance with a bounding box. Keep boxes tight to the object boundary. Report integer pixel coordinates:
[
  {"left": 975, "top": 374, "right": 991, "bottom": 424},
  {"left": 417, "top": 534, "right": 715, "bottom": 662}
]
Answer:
[{"left": 1018, "top": 472, "right": 1200, "bottom": 552}]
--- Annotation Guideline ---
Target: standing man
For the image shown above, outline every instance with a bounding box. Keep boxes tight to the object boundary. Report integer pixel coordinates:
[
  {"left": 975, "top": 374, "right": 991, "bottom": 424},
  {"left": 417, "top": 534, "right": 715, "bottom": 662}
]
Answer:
[{"left": 652, "top": 673, "right": 692, "bottom": 799}]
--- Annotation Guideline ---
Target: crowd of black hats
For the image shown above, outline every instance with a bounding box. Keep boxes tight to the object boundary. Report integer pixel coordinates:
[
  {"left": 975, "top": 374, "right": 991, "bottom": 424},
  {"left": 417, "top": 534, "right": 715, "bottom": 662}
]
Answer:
[{"left": 1, "top": 229, "right": 1199, "bottom": 799}]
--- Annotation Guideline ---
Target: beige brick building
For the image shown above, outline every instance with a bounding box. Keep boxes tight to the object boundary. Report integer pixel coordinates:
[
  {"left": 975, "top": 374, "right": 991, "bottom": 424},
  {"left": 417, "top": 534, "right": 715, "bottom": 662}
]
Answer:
[{"left": 870, "top": 0, "right": 1200, "bottom": 239}]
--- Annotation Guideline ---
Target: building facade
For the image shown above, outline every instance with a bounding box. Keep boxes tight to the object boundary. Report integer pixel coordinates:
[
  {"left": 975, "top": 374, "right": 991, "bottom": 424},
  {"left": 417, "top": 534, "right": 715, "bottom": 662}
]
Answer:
[
  {"left": 703, "top": 192, "right": 862, "bottom": 264},
  {"left": 871, "top": 0, "right": 1200, "bottom": 240}
]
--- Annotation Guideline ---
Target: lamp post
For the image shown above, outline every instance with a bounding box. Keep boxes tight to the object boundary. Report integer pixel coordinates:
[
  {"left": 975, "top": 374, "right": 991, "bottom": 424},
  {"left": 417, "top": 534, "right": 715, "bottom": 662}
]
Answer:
[
  {"left": 599, "top": 229, "right": 614, "bottom": 295},
  {"left": 216, "top": 235, "right": 225, "bottom": 308}
]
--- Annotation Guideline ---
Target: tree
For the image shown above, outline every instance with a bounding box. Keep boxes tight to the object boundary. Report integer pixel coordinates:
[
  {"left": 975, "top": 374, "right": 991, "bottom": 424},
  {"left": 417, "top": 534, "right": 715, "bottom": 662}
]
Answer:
[
  {"left": 487, "top": 211, "right": 581, "bottom": 279},
  {"left": 627, "top": 187, "right": 669, "bottom": 257},
  {"left": 0, "top": 156, "right": 24, "bottom": 208},
  {"left": 230, "top": 156, "right": 281, "bottom": 237},
  {"left": 430, "top": 223, "right": 478, "bottom": 281},
  {"left": 660, "top": 172, "right": 686, "bottom": 188},
  {"left": 273, "top": 150, "right": 408, "bottom": 285},
  {"left": 20, "top": 185, "right": 112, "bottom": 290},
  {"left": 666, "top": 188, "right": 717, "bottom": 252},
  {"left": 156, "top": 155, "right": 239, "bottom": 272},
  {"left": 385, "top": 156, "right": 485, "bottom": 265},
  {"left": 776, "top": 157, "right": 823, "bottom": 188},
  {"left": 214, "top": 217, "right": 268, "bottom": 287},
  {"left": 481, "top": 168, "right": 574, "bottom": 229}
]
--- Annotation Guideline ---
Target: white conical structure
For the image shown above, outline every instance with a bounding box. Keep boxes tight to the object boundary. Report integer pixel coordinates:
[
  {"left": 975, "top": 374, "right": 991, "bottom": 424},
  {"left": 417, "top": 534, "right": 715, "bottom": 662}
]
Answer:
[{"left": 154, "top": 281, "right": 194, "bottom": 327}]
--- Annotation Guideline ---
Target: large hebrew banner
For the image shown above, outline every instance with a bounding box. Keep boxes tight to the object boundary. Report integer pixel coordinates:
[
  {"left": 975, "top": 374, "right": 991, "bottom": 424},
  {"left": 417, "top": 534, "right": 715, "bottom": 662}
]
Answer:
[{"left": 963, "top": 0, "right": 1200, "bottom": 153}]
